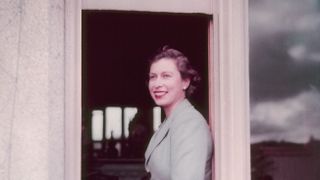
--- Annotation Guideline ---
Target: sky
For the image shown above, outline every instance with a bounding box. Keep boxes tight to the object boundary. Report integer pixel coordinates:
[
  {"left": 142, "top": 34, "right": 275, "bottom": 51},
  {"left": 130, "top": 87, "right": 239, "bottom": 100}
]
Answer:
[{"left": 249, "top": 0, "right": 320, "bottom": 143}]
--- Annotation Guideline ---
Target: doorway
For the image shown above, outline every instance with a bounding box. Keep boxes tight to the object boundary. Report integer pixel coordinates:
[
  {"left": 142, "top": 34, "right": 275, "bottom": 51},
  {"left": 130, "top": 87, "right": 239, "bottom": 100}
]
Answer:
[{"left": 81, "top": 10, "right": 211, "bottom": 179}]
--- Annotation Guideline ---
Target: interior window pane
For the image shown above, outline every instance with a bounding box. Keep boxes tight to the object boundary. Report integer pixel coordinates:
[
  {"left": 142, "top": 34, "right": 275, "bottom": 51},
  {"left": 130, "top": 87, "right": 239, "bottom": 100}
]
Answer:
[
  {"left": 91, "top": 110, "right": 104, "bottom": 141},
  {"left": 153, "top": 106, "right": 161, "bottom": 131},
  {"left": 105, "top": 107, "right": 122, "bottom": 139},
  {"left": 249, "top": 0, "right": 320, "bottom": 180},
  {"left": 124, "top": 107, "right": 138, "bottom": 138}
]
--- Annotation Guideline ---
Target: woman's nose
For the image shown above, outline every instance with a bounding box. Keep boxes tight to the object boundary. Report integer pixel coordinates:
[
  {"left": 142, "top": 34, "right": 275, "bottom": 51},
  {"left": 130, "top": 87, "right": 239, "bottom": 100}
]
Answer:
[{"left": 151, "top": 78, "right": 164, "bottom": 88}]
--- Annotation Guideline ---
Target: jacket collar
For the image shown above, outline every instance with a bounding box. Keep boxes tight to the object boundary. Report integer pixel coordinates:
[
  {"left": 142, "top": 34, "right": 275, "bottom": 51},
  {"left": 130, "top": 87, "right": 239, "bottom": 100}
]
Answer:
[{"left": 145, "top": 99, "right": 192, "bottom": 169}]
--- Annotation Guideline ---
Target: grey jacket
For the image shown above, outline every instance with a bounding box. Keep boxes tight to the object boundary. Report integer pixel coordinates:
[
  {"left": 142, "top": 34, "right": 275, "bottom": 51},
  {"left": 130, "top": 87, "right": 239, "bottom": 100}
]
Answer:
[{"left": 145, "top": 99, "right": 213, "bottom": 180}]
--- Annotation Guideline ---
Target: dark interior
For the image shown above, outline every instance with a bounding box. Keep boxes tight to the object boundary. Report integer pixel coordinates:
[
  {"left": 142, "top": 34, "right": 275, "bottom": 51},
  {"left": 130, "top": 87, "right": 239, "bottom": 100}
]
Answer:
[{"left": 81, "top": 10, "right": 210, "bottom": 179}]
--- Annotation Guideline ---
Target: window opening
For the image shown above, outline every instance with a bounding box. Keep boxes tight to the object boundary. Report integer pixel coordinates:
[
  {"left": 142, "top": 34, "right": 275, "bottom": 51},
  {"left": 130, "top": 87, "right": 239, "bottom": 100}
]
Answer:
[
  {"left": 153, "top": 106, "right": 162, "bottom": 131},
  {"left": 81, "top": 10, "right": 211, "bottom": 180},
  {"left": 105, "top": 107, "right": 122, "bottom": 139},
  {"left": 124, "top": 107, "right": 138, "bottom": 138},
  {"left": 91, "top": 110, "right": 104, "bottom": 141}
]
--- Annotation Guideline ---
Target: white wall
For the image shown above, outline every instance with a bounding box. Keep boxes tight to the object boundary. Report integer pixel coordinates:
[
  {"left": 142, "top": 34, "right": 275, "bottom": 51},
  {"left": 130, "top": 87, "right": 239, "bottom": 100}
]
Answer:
[
  {"left": 0, "top": 0, "right": 250, "bottom": 179},
  {"left": 0, "top": 0, "right": 65, "bottom": 179}
]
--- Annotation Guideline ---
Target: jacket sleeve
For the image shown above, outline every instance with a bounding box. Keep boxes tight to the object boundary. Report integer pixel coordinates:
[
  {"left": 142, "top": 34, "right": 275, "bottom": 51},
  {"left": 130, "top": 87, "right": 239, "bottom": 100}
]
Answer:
[{"left": 170, "top": 114, "right": 213, "bottom": 180}]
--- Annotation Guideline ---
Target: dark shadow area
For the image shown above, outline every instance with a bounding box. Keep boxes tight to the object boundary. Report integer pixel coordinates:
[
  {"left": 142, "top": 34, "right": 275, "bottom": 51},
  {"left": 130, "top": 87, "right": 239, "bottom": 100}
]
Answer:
[
  {"left": 251, "top": 138, "right": 320, "bottom": 180},
  {"left": 81, "top": 10, "right": 210, "bottom": 180}
]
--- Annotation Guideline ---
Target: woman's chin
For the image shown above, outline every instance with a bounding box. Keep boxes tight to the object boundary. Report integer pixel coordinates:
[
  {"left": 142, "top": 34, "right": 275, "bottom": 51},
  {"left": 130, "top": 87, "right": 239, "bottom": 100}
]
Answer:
[{"left": 153, "top": 99, "right": 167, "bottom": 107}]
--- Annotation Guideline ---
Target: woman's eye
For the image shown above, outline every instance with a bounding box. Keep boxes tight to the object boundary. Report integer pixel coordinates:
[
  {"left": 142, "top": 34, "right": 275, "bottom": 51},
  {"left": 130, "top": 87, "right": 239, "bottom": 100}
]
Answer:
[
  {"left": 149, "top": 75, "right": 156, "bottom": 80},
  {"left": 163, "top": 74, "right": 171, "bottom": 78}
]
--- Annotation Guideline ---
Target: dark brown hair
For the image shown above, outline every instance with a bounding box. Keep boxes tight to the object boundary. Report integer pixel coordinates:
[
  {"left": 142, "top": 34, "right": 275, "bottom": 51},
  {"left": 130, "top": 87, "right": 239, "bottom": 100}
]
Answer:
[{"left": 149, "top": 46, "right": 201, "bottom": 97}]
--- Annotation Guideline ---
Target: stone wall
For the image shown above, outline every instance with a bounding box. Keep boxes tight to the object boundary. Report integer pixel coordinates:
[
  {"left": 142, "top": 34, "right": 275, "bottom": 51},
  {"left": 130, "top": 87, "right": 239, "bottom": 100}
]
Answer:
[{"left": 0, "top": 0, "right": 64, "bottom": 179}]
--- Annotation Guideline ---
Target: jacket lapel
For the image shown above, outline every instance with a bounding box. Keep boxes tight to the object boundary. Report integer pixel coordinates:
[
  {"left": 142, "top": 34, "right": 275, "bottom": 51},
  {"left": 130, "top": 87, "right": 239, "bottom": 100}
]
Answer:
[
  {"left": 144, "top": 99, "right": 192, "bottom": 168},
  {"left": 144, "top": 115, "right": 172, "bottom": 166}
]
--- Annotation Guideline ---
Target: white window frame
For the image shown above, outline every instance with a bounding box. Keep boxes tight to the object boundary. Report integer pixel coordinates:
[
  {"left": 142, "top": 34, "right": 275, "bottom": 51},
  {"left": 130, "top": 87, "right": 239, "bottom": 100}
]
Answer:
[{"left": 65, "top": 0, "right": 250, "bottom": 180}]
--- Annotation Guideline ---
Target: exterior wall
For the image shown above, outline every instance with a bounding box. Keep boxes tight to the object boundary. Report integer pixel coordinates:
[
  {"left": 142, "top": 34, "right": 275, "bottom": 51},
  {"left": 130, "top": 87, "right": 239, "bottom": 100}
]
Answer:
[
  {"left": 0, "top": 0, "right": 64, "bottom": 180},
  {"left": 0, "top": 0, "right": 250, "bottom": 180}
]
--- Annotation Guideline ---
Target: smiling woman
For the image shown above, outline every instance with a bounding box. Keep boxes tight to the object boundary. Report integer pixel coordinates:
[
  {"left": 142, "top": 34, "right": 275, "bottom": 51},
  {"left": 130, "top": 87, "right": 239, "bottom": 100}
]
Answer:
[{"left": 145, "top": 47, "right": 213, "bottom": 180}]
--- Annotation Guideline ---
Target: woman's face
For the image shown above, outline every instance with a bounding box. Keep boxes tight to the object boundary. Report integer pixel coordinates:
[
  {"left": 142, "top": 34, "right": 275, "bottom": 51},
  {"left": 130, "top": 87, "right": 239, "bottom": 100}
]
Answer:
[{"left": 148, "top": 58, "right": 190, "bottom": 111}]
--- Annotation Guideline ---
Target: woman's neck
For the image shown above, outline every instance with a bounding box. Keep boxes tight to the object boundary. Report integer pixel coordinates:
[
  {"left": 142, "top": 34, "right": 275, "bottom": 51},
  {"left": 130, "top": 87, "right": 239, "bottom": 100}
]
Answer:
[{"left": 163, "top": 97, "right": 186, "bottom": 118}]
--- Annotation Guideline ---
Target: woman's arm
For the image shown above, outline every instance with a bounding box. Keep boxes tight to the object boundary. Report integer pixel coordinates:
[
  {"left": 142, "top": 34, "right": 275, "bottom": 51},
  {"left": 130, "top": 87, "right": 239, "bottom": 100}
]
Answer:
[{"left": 170, "top": 114, "right": 213, "bottom": 180}]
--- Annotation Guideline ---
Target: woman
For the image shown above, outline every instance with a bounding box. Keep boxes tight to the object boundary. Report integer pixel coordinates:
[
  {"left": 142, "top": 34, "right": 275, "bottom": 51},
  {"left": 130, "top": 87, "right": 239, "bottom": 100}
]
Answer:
[{"left": 144, "top": 47, "right": 213, "bottom": 180}]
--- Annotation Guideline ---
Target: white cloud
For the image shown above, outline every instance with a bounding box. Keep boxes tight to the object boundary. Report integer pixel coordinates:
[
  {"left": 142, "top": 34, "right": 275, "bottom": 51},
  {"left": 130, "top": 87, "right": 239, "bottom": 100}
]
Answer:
[
  {"left": 287, "top": 44, "right": 320, "bottom": 63},
  {"left": 288, "top": 44, "right": 307, "bottom": 62},
  {"left": 250, "top": 0, "right": 320, "bottom": 63},
  {"left": 250, "top": 0, "right": 319, "bottom": 33},
  {"left": 251, "top": 88, "right": 320, "bottom": 143}
]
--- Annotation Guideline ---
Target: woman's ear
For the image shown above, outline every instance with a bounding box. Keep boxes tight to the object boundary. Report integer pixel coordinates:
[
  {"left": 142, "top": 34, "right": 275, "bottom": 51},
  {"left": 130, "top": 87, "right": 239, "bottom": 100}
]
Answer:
[{"left": 182, "top": 78, "right": 191, "bottom": 90}]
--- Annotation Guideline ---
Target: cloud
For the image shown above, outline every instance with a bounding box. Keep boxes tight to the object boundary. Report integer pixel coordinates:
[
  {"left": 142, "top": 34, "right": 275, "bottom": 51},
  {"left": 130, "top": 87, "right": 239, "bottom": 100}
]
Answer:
[
  {"left": 249, "top": 0, "right": 320, "bottom": 102},
  {"left": 251, "top": 88, "right": 320, "bottom": 143},
  {"left": 249, "top": 0, "right": 320, "bottom": 37}
]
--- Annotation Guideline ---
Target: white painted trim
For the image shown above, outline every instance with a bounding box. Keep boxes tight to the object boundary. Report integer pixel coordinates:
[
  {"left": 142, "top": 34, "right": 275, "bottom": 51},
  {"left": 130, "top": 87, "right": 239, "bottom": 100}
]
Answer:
[
  {"left": 82, "top": 0, "right": 213, "bottom": 14},
  {"left": 64, "top": 0, "right": 250, "bottom": 180},
  {"left": 65, "top": 0, "right": 82, "bottom": 180},
  {"left": 208, "top": 18, "right": 216, "bottom": 180},
  {"left": 214, "top": 0, "right": 251, "bottom": 180}
]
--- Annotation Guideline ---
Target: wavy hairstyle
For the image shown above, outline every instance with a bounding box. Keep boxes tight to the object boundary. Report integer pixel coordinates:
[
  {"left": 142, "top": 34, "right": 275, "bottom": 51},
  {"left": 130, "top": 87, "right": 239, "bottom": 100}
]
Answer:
[{"left": 149, "top": 46, "right": 201, "bottom": 97}]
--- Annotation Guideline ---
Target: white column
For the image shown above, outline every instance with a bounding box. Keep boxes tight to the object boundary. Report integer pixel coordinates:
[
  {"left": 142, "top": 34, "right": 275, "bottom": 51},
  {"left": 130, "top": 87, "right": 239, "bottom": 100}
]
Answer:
[
  {"left": 213, "top": 0, "right": 251, "bottom": 180},
  {"left": 65, "top": 0, "right": 82, "bottom": 180}
]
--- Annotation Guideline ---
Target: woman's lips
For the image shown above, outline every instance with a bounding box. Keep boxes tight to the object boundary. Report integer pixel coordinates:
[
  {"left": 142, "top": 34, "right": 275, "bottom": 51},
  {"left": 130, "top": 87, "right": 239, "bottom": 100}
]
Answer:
[{"left": 153, "top": 91, "right": 167, "bottom": 98}]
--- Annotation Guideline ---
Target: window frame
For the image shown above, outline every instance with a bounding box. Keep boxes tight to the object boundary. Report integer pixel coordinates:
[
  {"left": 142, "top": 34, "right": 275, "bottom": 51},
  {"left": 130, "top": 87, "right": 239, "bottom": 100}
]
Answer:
[{"left": 65, "top": 0, "right": 250, "bottom": 180}]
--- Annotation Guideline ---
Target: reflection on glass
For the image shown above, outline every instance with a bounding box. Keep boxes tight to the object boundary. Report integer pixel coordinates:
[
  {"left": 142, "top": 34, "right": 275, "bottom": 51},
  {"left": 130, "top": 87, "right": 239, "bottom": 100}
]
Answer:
[
  {"left": 105, "top": 107, "right": 122, "bottom": 139},
  {"left": 250, "top": 0, "right": 320, "bottom": 180}
]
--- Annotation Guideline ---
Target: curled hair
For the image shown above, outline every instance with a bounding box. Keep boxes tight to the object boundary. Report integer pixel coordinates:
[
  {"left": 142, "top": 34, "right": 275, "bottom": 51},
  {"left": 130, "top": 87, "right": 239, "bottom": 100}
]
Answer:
[{"left": 149, "top": 46, "right": 201, "bottom": 97}]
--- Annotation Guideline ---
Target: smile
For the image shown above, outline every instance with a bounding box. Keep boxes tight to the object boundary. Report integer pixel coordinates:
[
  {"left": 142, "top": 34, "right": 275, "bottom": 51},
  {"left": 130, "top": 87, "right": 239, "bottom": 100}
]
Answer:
[{"left": 153, "top": 91, "right": 167, "bottom": 98}]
